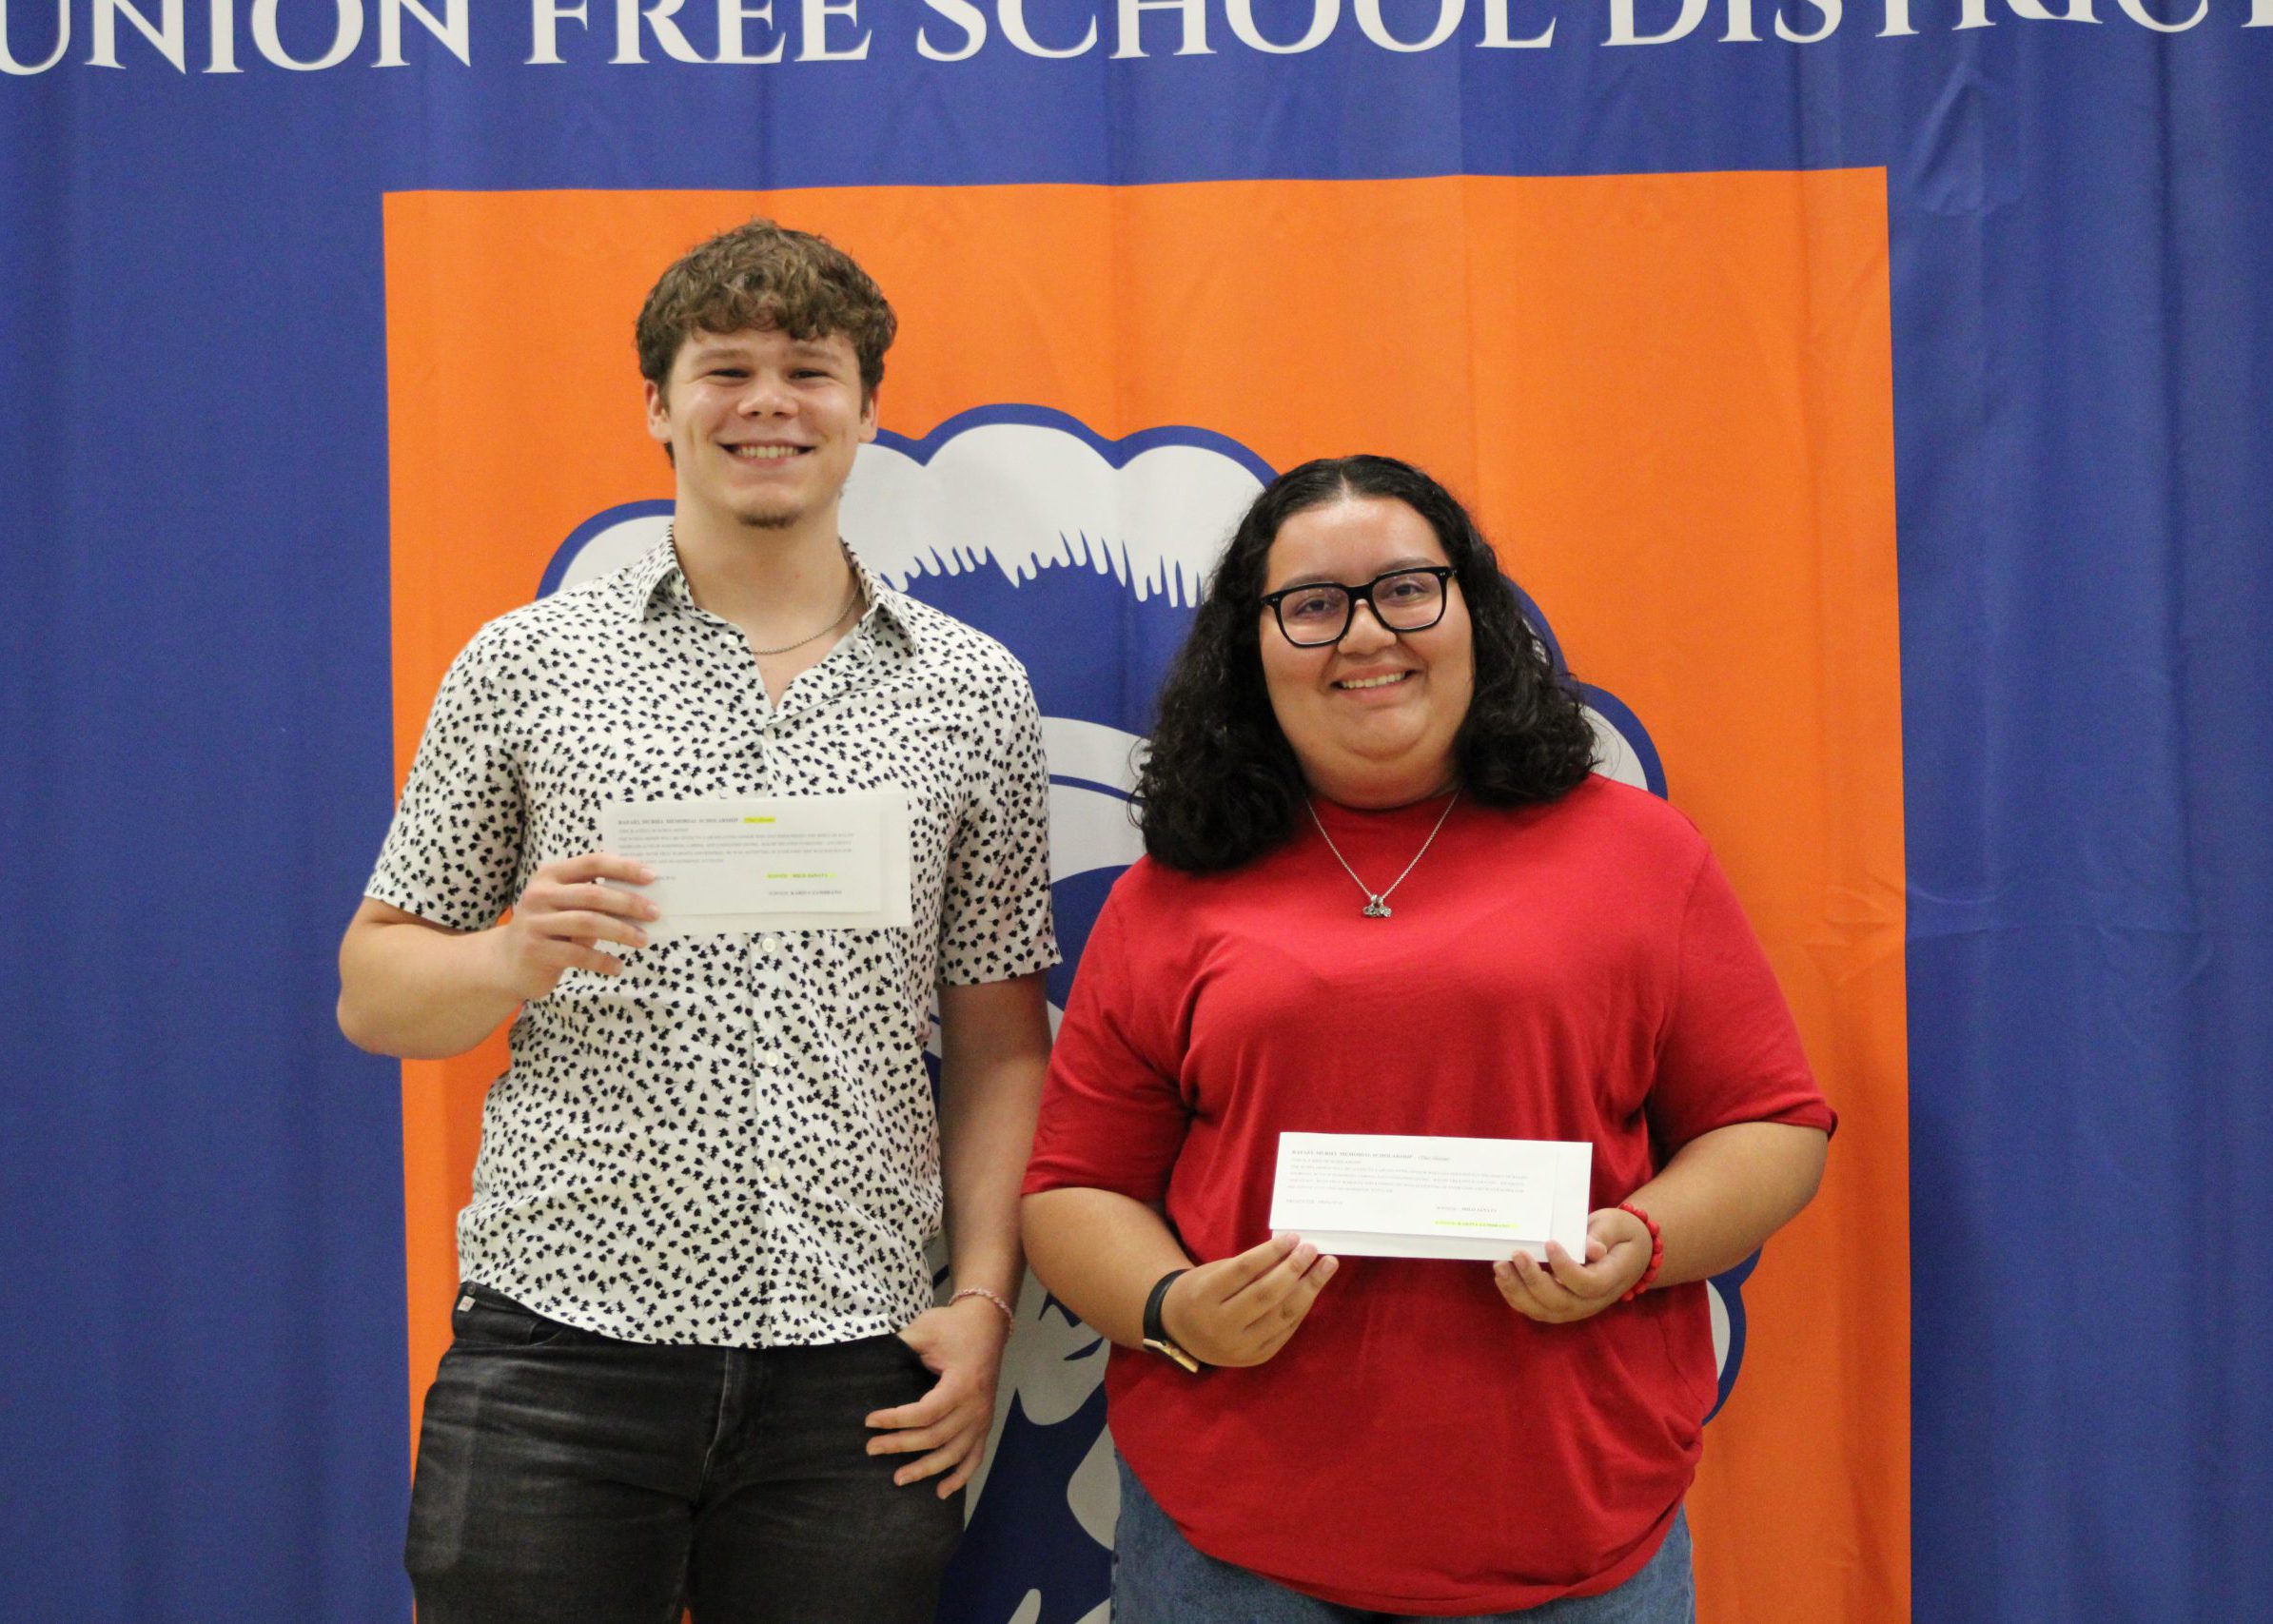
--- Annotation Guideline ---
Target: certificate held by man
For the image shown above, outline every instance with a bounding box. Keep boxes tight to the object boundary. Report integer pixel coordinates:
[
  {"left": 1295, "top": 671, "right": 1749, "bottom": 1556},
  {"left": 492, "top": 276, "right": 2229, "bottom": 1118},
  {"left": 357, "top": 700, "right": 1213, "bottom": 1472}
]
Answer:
[
  {"left": 598, "top": 790, "right": 914, "bottom": 936},
  {"left": 1268, "top": 1131, "right": 1593, "bottom": 1262}
]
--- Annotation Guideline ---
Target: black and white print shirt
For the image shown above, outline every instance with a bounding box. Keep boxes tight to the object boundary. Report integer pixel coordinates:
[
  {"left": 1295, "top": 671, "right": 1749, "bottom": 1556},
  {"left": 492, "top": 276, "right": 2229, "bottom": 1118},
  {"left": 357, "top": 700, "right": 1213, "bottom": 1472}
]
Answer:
[{"left": 367, "top": 536, "right": 1058, "bottom": 1346}]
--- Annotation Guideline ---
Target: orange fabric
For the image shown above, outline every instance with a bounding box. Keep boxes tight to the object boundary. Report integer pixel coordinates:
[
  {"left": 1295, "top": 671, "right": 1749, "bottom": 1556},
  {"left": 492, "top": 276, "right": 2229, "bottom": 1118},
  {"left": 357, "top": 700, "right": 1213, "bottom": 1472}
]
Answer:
[{"left": 383, "top": 174, "right": 1906, "bottom": 1622}]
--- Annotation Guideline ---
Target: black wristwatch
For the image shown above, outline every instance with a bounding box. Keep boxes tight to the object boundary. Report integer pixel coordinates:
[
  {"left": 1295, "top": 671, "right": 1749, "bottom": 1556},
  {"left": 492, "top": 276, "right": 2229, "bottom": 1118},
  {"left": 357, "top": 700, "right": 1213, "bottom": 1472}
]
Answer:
[{"left": 1142, "top": 1269, "right": 1201, "bottom": 1373}]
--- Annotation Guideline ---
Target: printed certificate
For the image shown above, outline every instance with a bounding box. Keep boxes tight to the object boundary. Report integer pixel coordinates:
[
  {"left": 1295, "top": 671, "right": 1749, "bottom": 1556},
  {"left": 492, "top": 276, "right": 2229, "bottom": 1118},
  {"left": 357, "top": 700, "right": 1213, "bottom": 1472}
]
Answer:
[
  {"left": 598, "top": 790, "right": 913, "bottom": 937},
  {"left": 1268, "top": 1131, "right": 1593, "bottom": 1262}
]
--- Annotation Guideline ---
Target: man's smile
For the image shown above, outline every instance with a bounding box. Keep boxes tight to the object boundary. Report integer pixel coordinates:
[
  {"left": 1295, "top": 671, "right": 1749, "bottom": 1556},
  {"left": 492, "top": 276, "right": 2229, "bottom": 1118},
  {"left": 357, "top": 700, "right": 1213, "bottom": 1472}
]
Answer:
[{"left": 726, "top": 443, "right": 810, "bottom": 460}]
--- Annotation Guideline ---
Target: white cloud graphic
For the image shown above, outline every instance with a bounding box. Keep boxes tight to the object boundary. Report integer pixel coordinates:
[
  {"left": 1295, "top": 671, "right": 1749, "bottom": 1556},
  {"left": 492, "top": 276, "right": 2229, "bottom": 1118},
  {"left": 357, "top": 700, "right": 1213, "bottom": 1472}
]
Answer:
[
  {"left": 551, "top": 420, "right": 1644, "bottom": 792},
  {"left": 842, "top": 421, "right": 1261, "bottom": 605},
  {"left": 1042, "top": 718, "right": 1146, "bottom": 895},
  {"left": 1589, "top": 710, "right": 1649, "bottom": 791},
  {"left": 552, "top": 509, "right": 667, "bottom": 591},
  {"left": 555, "top": 419, "right": 1263, "bottom": 606}
]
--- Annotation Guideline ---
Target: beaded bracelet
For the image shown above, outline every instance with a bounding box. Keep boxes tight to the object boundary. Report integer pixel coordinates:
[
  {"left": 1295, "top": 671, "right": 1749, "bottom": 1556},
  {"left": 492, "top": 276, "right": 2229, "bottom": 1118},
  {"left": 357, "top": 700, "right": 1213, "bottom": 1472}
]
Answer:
[
  {"left": 950, "top": 1285, "right": 1017, "bottom": 1328},
  {"left": 1616, "top": 1202, "right": 1665, "bottom": 1301}
]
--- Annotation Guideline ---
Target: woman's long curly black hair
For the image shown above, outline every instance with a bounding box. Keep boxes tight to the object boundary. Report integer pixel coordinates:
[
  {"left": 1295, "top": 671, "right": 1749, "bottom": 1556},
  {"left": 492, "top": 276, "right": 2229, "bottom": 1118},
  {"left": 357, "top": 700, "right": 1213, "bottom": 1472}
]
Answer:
[{"left": 1136, "top": 455, "right": 1598, "bottom": 872}]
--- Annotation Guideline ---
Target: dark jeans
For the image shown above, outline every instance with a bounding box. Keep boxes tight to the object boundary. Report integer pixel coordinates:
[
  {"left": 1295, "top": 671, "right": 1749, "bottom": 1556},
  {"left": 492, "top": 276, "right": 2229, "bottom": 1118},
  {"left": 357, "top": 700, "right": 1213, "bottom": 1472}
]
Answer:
[{"left": 405, "top": 1284, "right": 963, "bottom": 1624}]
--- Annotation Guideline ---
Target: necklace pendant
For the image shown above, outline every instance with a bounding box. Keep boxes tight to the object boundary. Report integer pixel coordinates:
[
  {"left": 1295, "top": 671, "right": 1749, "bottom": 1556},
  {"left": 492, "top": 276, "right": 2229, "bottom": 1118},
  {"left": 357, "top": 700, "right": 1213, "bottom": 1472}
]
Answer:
[{"left": 1307, "top": 792, "right": 1459, "bottom": 926}]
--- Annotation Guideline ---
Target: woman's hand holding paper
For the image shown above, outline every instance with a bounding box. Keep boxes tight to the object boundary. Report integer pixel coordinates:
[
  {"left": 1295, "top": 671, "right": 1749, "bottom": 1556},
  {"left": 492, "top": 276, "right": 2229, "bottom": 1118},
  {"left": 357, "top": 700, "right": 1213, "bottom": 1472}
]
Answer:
[
  {"left": 1162, "top": 1232, "right": 1340, "bottom": 1368},
  {"left": 1492, "top": 1206, "right": 1654, "bottom": 1325}
]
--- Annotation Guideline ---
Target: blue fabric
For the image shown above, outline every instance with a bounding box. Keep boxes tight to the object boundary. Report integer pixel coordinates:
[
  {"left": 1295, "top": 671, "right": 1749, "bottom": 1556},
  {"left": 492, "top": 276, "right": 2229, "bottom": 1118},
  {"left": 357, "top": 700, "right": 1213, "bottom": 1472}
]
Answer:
[{"left": 3, "top": 15, "right": 2269, "bottom": 1624}]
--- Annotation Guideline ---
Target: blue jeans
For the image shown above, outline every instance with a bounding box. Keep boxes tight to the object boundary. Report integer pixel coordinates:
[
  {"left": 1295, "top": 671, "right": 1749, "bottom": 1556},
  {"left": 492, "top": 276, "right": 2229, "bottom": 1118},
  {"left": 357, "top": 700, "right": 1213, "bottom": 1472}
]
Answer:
[
  {"left": 1112, "top": 1457, "right": 1695, "bottom": 1624},
  {"left": 404, "top": 1284, "right": 963, "bottom": 1624}
]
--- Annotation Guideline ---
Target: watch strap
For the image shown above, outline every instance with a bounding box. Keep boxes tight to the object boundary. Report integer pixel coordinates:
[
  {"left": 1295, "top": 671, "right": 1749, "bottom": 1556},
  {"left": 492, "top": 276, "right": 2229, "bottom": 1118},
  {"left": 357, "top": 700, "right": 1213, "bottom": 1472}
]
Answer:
[{"left": 1141, "top": 1268, "right": 1200, "bottom": 1372}]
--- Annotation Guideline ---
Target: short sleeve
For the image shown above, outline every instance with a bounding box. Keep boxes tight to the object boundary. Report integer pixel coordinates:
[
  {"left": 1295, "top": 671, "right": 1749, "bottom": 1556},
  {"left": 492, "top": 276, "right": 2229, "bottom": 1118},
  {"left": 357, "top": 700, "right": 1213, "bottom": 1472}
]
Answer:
[
  {"left": 1021, "top": 886, "right": 1191, "bottom": 1204},
  {"left": 363, "top": 627, "right": 526, "bottom": 932},
  {"left": 936, "top": 669, "right": 1059, "bottom": 987},
  {"left": 1646, "top": 848, "right": 1839, "bottom": 1149}
]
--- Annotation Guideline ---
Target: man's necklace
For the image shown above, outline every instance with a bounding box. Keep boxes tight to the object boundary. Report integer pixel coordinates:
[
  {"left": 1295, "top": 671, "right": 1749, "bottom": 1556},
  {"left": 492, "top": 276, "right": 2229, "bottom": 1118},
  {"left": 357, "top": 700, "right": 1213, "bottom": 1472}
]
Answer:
[
  {"left": 1305, "top": 792, "right": 1460, "bottom": 919},
  {"left": 749, "top": 573, "right": 862, "bottom": 656}
]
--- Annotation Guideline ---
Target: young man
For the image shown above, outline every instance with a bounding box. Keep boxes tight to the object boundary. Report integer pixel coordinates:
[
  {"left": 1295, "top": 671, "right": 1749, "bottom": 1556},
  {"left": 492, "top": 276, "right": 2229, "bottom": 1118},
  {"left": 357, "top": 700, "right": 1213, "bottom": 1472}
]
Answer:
[{"left": 338, "top": 220, "right": 1056, "bottom": 1623}]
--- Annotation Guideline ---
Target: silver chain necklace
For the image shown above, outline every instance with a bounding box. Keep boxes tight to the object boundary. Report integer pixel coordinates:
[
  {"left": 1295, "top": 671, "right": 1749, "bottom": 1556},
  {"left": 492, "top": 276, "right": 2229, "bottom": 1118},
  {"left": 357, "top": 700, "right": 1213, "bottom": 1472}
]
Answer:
[
  {"left": 1306, "top": 792, "right": 1460, "bottom": 919},
  {"left": 748, "top": 572, "right": 862, "bottom": 657}
]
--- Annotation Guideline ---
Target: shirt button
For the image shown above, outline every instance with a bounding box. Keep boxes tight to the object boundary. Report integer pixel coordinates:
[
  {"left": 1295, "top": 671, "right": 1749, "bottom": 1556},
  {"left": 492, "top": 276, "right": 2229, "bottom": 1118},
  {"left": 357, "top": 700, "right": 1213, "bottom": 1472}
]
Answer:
[
  {"left": 764, "top": 1159, "right": 789, "bottom": 1183},
  {"left": 759, "top": 933, "right": 784, "bottom": 953}
]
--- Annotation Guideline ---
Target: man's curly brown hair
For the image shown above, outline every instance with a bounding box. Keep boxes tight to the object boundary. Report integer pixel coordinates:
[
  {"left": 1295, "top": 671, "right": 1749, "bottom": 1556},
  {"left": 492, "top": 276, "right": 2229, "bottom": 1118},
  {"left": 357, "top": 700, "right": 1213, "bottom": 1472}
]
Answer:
[{"left": 635, "top": 218, "right": 897, "bottom": 401}]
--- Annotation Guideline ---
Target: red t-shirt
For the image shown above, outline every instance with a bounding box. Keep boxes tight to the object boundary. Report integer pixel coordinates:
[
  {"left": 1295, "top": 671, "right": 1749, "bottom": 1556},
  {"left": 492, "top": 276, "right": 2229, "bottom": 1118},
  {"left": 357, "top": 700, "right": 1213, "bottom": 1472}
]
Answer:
[{"left": 1023, "top": 776, "right": 1836, "bottom": 1614}]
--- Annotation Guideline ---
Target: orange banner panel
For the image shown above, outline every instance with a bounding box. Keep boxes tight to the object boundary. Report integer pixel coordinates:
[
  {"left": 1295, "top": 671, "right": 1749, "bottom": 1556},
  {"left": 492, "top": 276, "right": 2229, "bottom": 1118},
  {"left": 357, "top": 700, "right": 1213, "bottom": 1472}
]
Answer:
[{"left": 385, "top": 175, "right": 1906, "bottom": 1622}]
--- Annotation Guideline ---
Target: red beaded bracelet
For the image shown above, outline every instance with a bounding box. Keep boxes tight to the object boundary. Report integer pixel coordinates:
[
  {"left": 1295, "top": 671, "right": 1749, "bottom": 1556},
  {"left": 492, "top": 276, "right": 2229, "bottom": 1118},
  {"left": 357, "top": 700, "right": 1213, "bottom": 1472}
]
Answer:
[{"left": 1617, "top": 1202, "right": 1664, "bottom": 1301}]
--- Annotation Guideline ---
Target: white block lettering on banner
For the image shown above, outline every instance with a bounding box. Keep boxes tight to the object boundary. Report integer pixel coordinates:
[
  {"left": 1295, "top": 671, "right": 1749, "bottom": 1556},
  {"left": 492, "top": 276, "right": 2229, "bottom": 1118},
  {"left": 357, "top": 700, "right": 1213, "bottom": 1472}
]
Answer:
[
  {"left": 206, "top": 0, "right": 237, "bottom": 67},
  {"left": 612, "top": 0, "right": 707, "bottom": 62},
  {"left": 89, "top": 0, "right": 184, "bottom": 68},
  {"left": 1000, "top": 0, "right": 1096, "bottom": 53},
  {"left": 251, "top": 0, "right": 361, "bottom": 68},
  {"left": 1605, "top": 0, "right": 1709, "bottom": 45},
  {"left": 1778, "top": 0, "right": 1838, "bottom": 40},
  {"left": 1112, "top": 0, "right": 1211, "bottom": 55},
  {"left": 1479, "top": 0, "right": 1554, "bottom": 45},
  {"left": 376, "top": 0, "right": 465, "bottom": 64},
  {"left": 1000, "top": 0, "right": 1095, "bottom": 52},
  {"left": 1355, "top": 0, "right": 1463, "bottom": 50},
  {"left": 1225, "top": 0, "right": 1337, "bottom": 53},
  {"left": 0, "top": 0, "right": 70, "bottom": 73},
  {"left": 2116, "top": 0, "right": 2206, "bottom": 29},
  {"left": 916, "top": 0, "right": 983, "bottom": 57},
  {"left": 713, "top": 0, "right": 785, "bottom": 59},
  {"left": 526, "top": 0, "right": 584, "bottom": 61},
  {"left": 796, "top": 0, "right": 866, "bottom": 57}
]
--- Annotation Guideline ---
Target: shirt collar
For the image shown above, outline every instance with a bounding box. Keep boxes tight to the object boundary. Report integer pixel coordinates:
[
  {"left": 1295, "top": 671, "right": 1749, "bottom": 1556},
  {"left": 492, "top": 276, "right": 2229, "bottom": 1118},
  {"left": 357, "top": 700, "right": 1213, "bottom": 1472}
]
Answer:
[
  {"left": 619, "top": 532, "right": 688, "bottom": 621},
  {"left": 621, "top": 529, "right": 925, "bottom": 654},
  {"left": 847, "top": 551, "right": 923, "bottom": 655}
]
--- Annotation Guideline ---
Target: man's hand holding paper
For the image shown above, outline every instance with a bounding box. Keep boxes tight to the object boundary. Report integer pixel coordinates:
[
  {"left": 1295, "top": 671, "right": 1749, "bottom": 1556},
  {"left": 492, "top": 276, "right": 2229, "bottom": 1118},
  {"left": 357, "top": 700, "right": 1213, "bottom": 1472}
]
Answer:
[{"left": 491, "top": 851, "right": 660, "bottom": 993}]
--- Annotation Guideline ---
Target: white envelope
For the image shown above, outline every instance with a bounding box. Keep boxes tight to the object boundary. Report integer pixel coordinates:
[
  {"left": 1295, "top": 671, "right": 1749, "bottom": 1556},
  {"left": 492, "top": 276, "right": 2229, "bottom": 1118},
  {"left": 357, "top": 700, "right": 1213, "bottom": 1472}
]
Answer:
[
  {"left": 598, "top": 790, "right": 914, "bottom": 938},
  {"left": 1268, "top": 1131, "right": 1593, "bottom": 1262}
]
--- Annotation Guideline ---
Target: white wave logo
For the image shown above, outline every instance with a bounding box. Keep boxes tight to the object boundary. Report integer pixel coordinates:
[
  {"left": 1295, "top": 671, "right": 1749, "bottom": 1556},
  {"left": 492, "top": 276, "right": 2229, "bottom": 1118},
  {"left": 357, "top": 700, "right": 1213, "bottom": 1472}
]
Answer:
[
  {"left": 550, "top": 419, "right": 1260, "bottom": 603},
  {"left": 553, "top": 417, "right": 1648, "bottom": 795},
  {"left": 543, "top": 409, "right": 1696, "bottom": 1624}
]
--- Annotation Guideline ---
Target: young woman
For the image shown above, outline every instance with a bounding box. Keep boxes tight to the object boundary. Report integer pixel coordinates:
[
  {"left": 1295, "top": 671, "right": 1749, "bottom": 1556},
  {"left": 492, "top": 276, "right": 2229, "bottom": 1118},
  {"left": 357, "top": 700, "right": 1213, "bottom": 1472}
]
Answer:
[{"left": 1021, "top": 456, "right": 1835, "bottom": 1622}]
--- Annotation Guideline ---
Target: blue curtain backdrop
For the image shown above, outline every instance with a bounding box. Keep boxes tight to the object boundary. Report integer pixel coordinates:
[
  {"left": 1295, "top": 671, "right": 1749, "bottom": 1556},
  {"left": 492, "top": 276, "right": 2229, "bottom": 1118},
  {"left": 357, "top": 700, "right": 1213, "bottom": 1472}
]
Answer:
[{"left": 3, "top": 4, "right": 2268, "bottom": 1620}]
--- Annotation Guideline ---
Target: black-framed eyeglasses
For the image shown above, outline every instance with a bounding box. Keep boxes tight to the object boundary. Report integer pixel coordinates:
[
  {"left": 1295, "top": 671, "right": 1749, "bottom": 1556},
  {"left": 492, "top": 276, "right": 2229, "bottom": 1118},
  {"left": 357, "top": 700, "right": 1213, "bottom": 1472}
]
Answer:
[{"left": 1259, "top": 566, "right": 1456, "bottom": 648}]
